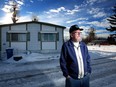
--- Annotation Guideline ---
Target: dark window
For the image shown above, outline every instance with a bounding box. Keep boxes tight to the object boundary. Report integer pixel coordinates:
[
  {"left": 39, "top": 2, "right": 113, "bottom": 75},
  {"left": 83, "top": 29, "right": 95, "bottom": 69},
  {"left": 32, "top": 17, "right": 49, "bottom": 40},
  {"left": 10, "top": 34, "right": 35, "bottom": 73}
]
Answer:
[
  {"left": 41, "top": 33, "right": 56, "bottom": 42},
  {"left": 7, "top": 33, "right": 27, "bottom": 42}
]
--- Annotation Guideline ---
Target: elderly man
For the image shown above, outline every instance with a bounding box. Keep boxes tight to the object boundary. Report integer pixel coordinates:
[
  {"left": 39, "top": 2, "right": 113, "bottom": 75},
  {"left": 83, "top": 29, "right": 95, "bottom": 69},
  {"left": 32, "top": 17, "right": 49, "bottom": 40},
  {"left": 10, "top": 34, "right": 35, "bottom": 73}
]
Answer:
[{"left": 60, "top": 24, "right": 91, "bottom": 87}]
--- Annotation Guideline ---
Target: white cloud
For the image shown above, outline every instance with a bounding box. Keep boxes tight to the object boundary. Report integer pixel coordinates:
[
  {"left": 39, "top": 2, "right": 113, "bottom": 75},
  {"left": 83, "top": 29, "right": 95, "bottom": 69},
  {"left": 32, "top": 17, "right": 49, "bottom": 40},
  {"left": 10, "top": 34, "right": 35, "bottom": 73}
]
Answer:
[
  {"left": 30, "top": 0, "right": 34, "bottom": 3},
  {"left": 26, "top": 11, "right": 33, "bottom": 14},
  {"left": 86, "top": 0, "right": 107, "bottom": 5},
  {"left": 66, "top": 18, "right": 88, "bottom": 23},
  {"left": 0, "top": 13, "right": 31, "bottom": 24},
  {"left": 78, "top": 21, "right": 87, "bottom": 25},
  {"left": 88, "top": 8, "right": 97, "bottom": 14},
  {"left": 66, "top": 9, "right": 78, "bottom": 15},
  {"left": 87, "top": 7, "right": 106, "bottom": 18},
  {"left": 1, "top": 0, "right": 24, "bottom": 13},
  {"left": 45, "top": 7, "right": 66, "bottom": 19},
  {"left": 96, "top": 29, "right": 109, "bottom": 34},
  {"left": 17, "top": 0, "right": 24, "bottom": 5},
  {"left": 87, "top": 19, "right": 110, "bottom": 28},
  {"left": 80, "top": 26, "right": 90, "bottom": 30},
  {"left": 41, "top": 6, "right": 84, "bottom": 26},
  {"left": 49, "top": 7, "right": 66, "bottom": 13},
  {"left": 39, "top": 15, "right": 65, "bottom": 26},
  {"left": 66, "top": 5, "right": 80, "bottom": 15},
  {"left": 0, "top": 0, "right": 25, "bottom": 24},
  {"left": 46, "top": 5, "right": 81, "bottom": 15},
  {"left": 0, "top": 13, "right": 12, "bottom": 24},
  {"left": 87, "top": 0, "right": 98, "bottom": 5},
  {"left": 18, "top": 15, "right": 31, "bottom": 22},
  {"left": 93, "top": 12, "right": 106, "bottom": 18},
  {"left": 1, "top": 5, "right": 12, "bottom": 13},
  {"left": 37, "top": 0, "right": 43, "bottom": 1}
]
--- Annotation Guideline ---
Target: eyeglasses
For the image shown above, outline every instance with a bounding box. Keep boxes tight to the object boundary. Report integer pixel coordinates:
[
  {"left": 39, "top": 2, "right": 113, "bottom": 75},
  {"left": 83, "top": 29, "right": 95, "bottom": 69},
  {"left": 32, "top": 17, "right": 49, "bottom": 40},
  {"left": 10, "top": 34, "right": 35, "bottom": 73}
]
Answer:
[{"left": 72, "top": 32, "right": 82, "bottom": 35}]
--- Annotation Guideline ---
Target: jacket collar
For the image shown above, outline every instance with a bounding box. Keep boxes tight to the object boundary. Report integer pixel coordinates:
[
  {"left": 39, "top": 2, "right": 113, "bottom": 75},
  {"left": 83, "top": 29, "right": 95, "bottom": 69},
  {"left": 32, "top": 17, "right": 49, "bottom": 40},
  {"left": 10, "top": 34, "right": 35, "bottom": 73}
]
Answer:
[{"left": 68, "top": 39, "right": 84, "bottom": 47}]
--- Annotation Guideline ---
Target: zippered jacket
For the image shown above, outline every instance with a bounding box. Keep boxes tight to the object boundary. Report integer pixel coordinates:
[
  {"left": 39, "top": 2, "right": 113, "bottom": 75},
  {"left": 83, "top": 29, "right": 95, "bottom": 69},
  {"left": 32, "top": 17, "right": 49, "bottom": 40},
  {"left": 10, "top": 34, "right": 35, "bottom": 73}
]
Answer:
[{"left": 60, "top": 40, "right": 92, "bottom": 79}]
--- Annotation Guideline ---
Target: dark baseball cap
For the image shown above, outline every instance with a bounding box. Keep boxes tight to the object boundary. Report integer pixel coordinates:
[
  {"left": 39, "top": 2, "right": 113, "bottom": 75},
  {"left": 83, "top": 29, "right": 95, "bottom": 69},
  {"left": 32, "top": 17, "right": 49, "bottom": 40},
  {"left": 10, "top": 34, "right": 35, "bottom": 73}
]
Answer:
[{"left": 69, "top": 25, "right": 83, "bottom": 33}]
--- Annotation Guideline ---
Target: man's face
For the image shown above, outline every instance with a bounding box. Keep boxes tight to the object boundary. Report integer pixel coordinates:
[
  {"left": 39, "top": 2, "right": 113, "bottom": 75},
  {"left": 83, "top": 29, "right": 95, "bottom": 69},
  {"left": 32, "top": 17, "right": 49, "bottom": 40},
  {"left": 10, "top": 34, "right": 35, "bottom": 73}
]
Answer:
[{"left": 70, "top": 30, "right": 82, "bottom": 42}]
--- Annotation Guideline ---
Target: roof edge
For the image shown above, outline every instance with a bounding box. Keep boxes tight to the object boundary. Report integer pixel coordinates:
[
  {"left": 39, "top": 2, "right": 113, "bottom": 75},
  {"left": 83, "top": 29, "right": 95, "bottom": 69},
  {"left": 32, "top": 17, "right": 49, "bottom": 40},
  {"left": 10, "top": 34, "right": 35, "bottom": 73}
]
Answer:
[{"left": 0, "top": 21, "right": 66, "bottom": 29}]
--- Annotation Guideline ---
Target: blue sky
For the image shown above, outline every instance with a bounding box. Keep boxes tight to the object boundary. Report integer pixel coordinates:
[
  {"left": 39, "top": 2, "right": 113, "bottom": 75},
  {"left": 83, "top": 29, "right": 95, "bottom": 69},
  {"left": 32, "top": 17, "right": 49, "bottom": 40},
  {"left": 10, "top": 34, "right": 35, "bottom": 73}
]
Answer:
[{"left": 0, "top": 0, "right": 116, "bottom": 38}]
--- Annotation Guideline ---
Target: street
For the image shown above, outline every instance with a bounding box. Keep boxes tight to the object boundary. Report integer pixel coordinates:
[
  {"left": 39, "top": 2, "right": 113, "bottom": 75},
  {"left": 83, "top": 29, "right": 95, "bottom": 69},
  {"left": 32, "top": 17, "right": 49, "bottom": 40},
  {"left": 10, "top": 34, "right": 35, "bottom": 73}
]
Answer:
[{"left": 0, "top": 56, "right": 116, "bottom": 87}]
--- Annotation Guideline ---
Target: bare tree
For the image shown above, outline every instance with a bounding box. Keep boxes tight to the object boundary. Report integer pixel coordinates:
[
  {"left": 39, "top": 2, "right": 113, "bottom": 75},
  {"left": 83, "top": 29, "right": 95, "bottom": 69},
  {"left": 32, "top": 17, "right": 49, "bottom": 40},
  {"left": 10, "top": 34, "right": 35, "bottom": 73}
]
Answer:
[
  {"left": 86, "top": 27, "right": 96, "bottom": 42},
  {"left": 10, "top": 1, "right": 19, "bottom": 23}
]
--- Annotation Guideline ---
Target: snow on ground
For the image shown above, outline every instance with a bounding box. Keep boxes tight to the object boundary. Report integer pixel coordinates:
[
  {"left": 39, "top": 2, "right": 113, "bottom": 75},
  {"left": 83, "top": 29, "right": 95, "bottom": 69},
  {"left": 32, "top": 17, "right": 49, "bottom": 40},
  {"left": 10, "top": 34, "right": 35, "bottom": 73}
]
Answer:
[
  {"left": 88, "top": 45, "right": 116, "bottom": 59},
  {"left": 2, "top": 45, "right": 116, "bottom": 64},
  {"left": 0, "top": 45, "right": 115, "bottom": 75},
  {"left": 0, "top": 45, "right": 115, "bottom": 87},
  {"left": 3, "top": 53, "right": 60, "bottom": 64},
  {"left": 88, "top": 45, "right": 116, "bottom": 52}
]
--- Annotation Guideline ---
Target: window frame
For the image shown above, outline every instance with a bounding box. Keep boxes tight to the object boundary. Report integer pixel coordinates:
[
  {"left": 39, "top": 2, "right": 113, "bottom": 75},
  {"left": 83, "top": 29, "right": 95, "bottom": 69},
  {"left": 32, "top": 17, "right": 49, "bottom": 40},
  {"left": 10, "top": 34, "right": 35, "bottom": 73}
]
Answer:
[
  {"left": 6, "top": 32, "right": 30, "bottom": 42},
  {"left": 41, "top": 33, "right": 57, "bottom": 42}
]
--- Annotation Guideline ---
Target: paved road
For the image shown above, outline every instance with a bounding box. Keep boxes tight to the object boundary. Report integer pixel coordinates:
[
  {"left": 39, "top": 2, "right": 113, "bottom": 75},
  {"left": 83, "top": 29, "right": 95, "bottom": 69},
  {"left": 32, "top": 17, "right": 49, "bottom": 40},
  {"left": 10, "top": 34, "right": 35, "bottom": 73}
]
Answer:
[{"left": 0, "top": 56, "right": 116, "bottom": 87}]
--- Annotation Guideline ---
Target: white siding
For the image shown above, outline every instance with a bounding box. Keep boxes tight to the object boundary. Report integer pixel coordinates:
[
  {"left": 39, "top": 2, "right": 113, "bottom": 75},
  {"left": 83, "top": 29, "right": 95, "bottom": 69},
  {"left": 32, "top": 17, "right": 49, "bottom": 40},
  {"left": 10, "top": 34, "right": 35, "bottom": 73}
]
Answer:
[
  {"left": 27, "top": 23, "right": 40, "bottom": 51},
  {"left": 11, "top": 24, "right": 26, "bottom": 31},
  {"left": 11, "top": 42, "right": 26, "bottom": 50},
  {"left": 0, "top": 22, "right": 65, "bottom": 53},
  {"left": 42, "top": 42, "right": 55, "bottom": 50},
  {"left": 1, "top": 26, "right": 9, "bottom": 51},
  {"left": 10, "top": 24, "right": 27, "bottom": 51},
  {"left": 57, "top": 27, "right": 64, "bottom": 51},
  {"left": 42, "top": 25, "right": 55, "bottom": 31}
]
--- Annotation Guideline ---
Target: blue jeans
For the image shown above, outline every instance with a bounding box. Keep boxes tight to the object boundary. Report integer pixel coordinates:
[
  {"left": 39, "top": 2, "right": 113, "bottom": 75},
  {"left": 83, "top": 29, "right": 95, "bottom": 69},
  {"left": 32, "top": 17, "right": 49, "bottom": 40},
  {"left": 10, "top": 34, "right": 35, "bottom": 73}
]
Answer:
[{"left": 65, "top": 75, "right": 90, "bottom": 87}]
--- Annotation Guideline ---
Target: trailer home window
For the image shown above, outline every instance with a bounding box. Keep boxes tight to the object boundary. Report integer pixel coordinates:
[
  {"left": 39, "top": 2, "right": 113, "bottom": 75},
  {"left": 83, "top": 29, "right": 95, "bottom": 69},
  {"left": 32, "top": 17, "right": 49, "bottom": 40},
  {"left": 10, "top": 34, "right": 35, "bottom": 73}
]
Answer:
[
  {"left": 7, "top": 33, "right": 27, "bottom": 42},
  {"left": 42, "top": 33, "right": 56, "bottom": 42}
]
